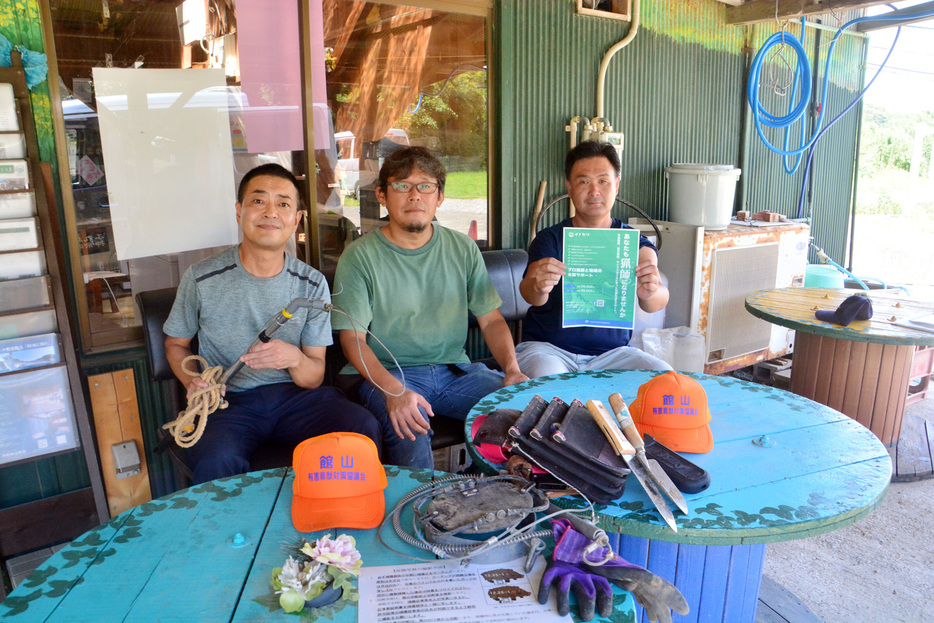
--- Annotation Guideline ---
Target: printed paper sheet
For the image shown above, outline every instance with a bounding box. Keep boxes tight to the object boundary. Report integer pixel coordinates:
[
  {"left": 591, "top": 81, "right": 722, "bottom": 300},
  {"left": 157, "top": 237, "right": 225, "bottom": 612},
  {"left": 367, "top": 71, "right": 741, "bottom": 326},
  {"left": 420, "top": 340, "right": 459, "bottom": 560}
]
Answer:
[
  {"left": 358, "top": 556, "right": 570, "bottom": 623},
  {"left": 562, "top": 227, "right": 639, "bottom": 330}
]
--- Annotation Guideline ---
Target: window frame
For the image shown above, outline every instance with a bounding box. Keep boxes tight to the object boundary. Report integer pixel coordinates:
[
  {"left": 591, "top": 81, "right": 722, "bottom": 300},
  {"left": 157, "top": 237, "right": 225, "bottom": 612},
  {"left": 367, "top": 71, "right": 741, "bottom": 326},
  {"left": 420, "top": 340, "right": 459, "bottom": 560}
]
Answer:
[
  {"left": 41, "top": 0, "right": 495, "bottom": 353},
  {"left": 301, "top": 0, "right": 496, "bottom": 267}
]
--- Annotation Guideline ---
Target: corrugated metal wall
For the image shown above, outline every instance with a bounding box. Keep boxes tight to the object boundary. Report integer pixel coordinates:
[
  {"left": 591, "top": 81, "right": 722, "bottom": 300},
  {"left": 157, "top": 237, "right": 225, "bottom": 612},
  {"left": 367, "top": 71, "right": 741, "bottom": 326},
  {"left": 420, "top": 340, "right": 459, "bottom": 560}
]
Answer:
[
  {"left": 496, "top": 0, "right": 866, "bottom": 266},
  {"left": 741, "top": 19, "right": 867, "bottom": 265}
]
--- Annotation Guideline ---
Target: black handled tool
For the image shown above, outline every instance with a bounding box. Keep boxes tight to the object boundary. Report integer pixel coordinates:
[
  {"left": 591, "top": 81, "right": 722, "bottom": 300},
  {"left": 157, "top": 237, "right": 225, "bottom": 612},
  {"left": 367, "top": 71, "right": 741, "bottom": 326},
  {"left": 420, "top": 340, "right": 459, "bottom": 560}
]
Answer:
[
  {"left": 218, "top": 298, "right": 330, "bottom": 385},
  {"left": 643, "top": 434, "right": 711, "bottom": 494}
]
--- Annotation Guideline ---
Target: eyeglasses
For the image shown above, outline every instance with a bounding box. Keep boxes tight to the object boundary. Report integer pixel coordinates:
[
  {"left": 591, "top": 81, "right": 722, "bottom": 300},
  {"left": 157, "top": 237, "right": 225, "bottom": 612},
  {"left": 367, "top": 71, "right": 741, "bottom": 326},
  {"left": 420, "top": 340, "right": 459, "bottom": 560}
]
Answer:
[{"left": 388, "top": 181, "right": 440, "bottom": 194}]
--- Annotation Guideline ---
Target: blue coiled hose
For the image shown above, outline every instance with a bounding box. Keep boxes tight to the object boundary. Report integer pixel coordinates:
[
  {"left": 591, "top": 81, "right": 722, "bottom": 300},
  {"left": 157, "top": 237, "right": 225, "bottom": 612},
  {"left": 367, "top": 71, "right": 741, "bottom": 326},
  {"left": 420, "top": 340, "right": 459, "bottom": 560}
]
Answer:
[
  {"left": 747, "top": 8, "right": 934, "bottom": 176},
  {"left": 746, "top": 22, "right": 814, "bottom": 173}
]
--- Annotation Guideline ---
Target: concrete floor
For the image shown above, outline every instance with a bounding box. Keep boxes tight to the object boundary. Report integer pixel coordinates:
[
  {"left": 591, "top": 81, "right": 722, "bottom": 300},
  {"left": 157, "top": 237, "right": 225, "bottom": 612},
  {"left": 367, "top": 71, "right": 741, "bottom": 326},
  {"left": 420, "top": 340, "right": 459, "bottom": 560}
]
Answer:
[{"left": 762, "top": 398, "right": 934, "bottom": 623}]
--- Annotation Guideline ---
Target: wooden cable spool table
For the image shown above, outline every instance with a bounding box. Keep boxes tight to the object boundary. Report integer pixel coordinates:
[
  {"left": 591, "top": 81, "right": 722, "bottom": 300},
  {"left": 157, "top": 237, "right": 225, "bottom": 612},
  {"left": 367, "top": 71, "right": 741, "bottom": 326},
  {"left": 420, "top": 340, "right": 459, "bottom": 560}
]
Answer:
[
  {"left": 464, "top": 369, "right": 891, "bottom": 623},
  {"left": 745, "top": 287, "right": 934, "bottom": 445},
  {"left": 0, "top": 466, "right": 636, "bottom": 623}
]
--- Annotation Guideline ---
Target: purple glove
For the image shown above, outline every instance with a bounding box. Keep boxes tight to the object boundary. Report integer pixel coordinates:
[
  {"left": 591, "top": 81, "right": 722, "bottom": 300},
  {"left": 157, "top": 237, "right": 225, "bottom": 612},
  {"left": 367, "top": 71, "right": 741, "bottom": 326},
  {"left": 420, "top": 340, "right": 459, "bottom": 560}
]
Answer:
[
  {"left": 552, "top": 518, "right": 645, "bottom": 569},
  {"left": 551, "top": 519, "right": 689, "bottom": 623},
  {"left": 538, "top": 559, "right": 613, "bottom": 622}
]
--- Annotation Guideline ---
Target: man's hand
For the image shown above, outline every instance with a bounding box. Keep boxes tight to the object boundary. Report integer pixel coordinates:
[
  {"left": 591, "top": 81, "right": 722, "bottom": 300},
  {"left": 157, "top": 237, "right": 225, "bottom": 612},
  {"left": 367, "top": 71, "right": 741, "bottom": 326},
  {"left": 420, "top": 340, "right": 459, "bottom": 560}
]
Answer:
[
  {"left": 526, "top": 257, "right": 566, "bottom": 296},
  {"left": 165, "top": 335, "right": 227, "bottom": 401},
  {"left": 634, "top": 246, "right": 669, "bottom": 314},
  {"left": 385, "top": 389, "right": 434, "bottom": 441},
  {"left": 185, "top": 376, "right": 217, "bottom": 401},
  {"left": 239, "top": 339, "right": 304, "bottom": 371},
  {"left": 503, "top": 367, "right": 529, "bottom": 387},
  {"left": 635, "top": 259, "right": 662, "bottom": 301}
]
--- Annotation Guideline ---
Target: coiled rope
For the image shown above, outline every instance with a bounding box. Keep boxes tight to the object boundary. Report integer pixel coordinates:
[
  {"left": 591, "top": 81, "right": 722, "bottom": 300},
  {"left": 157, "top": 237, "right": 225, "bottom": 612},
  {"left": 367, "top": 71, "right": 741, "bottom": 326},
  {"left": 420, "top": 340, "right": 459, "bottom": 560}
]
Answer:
[
  {"left": 162, "top": 355, "right": 228, "bottom": 448},
  {"left": 157, "top": 302, "right": 408, "bottom": 449}
]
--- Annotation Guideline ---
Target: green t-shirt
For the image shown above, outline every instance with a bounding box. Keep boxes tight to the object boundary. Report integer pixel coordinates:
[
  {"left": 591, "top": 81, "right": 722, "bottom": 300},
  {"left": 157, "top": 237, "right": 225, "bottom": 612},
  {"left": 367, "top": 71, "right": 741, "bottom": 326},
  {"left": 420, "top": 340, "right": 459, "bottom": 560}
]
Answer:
[{"left": 332, "top": 225, "right": 501, "bottom": 370}]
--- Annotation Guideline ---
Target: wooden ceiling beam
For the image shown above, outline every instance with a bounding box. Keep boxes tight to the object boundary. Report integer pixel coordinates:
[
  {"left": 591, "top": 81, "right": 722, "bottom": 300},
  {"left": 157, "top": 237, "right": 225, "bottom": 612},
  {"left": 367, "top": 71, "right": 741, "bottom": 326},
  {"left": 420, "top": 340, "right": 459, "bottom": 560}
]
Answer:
[
  {"left": 724, "top": 0, "right": 885, "bottom": 25},
  {"left": 856, "top": 1, "right": 934, "bottom": 31}
]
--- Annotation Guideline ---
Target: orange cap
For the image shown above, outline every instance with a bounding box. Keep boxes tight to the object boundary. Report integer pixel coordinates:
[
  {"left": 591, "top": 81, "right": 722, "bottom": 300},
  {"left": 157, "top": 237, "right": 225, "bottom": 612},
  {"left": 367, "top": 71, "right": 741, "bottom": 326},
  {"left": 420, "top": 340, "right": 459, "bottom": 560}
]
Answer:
[
  {"left": 291, "top": 432, "right": 387, "bottom": 532},
  {"left": 629, "top": 371, "right": 714, "bottom": 454}
]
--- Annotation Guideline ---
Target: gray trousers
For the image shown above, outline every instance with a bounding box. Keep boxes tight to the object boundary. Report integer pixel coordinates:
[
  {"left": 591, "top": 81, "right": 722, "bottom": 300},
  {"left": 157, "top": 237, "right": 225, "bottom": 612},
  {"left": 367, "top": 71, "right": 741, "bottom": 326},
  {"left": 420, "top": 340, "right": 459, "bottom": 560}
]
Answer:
[{"left": 515, "top": 340, "right": 673, "bottom": 378}]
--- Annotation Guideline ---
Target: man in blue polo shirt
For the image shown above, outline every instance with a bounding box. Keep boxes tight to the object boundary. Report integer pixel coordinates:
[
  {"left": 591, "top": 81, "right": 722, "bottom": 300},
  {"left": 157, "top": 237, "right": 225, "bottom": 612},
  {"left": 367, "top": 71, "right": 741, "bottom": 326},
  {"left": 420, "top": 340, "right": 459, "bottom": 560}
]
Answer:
[{"left": 517, "top": 141, "right": 672, "bottom": 377}]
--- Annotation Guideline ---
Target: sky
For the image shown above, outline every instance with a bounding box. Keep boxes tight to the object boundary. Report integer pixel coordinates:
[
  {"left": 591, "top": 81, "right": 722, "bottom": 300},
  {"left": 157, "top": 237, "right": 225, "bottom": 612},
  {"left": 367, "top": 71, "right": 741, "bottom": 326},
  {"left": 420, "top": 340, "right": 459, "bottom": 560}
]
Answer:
[{"left": 862, "top": 2, "right": 934, "bottom": 115}]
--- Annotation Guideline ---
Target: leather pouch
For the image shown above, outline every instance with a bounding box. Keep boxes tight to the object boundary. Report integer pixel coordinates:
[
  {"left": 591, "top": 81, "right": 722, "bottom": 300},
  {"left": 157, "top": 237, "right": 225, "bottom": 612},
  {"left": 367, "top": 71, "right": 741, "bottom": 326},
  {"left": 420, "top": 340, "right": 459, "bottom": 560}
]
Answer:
[
  {"left": 510, "top": 439, "right": 626, "bottom": 504},
  {"left": 508, "top": 394, "right": 548, "bottom": 440},
  {"left": 472, "top": 408, "right": 522, "bottom": 447},
  {"left": 523, "top": 400, "right": 625, "bottom": 490},
  {"left": 508, "top": 397, "right": 628, "bottom": 504},
  {"left": 554, "top": 400, "right": 629, "bottom": 478},
  {"left": 530, "top": 397, "right": 570, "bottom": 441}
]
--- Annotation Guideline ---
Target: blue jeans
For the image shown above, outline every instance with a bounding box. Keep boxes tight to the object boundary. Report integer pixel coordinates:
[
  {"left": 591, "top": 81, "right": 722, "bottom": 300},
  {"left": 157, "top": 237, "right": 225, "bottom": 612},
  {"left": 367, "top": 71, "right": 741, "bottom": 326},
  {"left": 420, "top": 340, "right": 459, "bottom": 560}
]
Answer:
[
  {"left": 187, "top": 383, "right": 380, "bottom": 484},
  {"left": 359, "top": 363, "right": 504, "bottom": 469}
]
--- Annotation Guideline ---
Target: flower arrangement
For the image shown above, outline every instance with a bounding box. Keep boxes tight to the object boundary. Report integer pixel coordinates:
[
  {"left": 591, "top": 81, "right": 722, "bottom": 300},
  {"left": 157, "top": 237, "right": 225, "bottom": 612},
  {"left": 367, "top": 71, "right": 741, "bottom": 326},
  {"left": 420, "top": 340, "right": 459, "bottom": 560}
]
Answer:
[{"left": 258, "top": 534, "right": 362, "bottom": 617}]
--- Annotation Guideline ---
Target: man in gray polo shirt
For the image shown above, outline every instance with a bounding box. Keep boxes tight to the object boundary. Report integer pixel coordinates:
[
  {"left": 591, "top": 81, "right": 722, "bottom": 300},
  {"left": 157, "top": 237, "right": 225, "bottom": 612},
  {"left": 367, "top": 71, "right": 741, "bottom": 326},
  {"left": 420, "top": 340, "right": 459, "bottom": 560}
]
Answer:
[{"left": 163, "top": 163, "right": 379, "bottom": 484}]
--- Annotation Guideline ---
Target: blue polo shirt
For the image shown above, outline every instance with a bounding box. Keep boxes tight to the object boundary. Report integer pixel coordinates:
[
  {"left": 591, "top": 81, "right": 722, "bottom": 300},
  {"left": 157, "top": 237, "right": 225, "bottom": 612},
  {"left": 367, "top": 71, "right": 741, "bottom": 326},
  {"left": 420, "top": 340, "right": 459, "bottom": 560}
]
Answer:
[{"left": 522, "top": 218, "right": 657, "bottom": 356}]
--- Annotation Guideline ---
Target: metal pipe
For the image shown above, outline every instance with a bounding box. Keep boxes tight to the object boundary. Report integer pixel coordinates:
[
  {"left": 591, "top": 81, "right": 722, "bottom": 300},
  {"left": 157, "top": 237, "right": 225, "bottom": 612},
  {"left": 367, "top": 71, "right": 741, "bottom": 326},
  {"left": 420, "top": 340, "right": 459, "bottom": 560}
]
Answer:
[
  {"left": 219, "top": 298, "right": 330, "bottom": 385},
  {"left": 298, "top": 0, "right": 320, "bottom": 269},
  {"left": 846, "top": 40, "right": 869, "bottom": 273},
  {"left": 595, "top": 0, "right": 640, "bottom": 120},
  {"left": 857, "top": 1, "right": 934, "bottom": 32},
  {"left": 803, "top": 19, "right": 868, "bottom": 38}
]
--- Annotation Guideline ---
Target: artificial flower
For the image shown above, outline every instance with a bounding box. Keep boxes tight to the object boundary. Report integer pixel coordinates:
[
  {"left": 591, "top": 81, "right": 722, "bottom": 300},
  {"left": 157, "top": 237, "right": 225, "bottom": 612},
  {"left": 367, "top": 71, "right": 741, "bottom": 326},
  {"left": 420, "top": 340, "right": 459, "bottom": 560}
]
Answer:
[
  {"left": 279, "top": 589, "right": 306, "bottom": 614},
  {"left": 275, "top": 557, "right": 304, "bottom": 592},
  {"left": 301, "top": 534, "right": 363, "bottom": 575},
  {"left": 262, "top": 534, "right": 362, "bottom": 616}
]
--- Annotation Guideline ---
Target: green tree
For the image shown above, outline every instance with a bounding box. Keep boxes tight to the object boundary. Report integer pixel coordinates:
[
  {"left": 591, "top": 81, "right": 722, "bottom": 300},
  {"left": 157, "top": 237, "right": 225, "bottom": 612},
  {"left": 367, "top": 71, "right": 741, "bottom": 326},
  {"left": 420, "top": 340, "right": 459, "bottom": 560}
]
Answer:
[
  {"left": 399, "top": 70, "right": 488, "bottom": 166},
  {"left": 857, "top": 105, "right": 934, "bottom": 215},
  {"left": 860, "top": 105, "right": 933, "bottom": 175}
]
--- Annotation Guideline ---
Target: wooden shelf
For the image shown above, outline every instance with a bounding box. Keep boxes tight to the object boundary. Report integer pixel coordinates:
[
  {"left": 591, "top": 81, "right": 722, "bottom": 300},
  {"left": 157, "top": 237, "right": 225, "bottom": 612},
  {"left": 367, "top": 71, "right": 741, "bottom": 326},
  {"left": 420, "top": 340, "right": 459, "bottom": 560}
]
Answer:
[{"left": 0, "top": 53, "right": 109, "bottom": 564}]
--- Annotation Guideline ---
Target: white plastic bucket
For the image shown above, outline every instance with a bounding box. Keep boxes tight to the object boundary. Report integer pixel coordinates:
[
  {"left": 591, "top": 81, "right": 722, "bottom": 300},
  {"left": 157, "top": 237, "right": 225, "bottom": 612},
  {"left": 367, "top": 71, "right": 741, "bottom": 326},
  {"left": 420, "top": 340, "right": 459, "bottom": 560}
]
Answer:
[{"left": 664, "top": 164, "right": 741, "bottom": 230}]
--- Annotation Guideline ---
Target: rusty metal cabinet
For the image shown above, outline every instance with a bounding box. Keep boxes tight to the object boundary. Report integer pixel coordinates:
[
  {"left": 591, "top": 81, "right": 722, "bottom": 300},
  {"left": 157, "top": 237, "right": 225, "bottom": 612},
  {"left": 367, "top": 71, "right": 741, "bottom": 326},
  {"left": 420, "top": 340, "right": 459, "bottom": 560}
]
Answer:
[{"left": 642, "top": 220, "right": 810, "bottom": 375}]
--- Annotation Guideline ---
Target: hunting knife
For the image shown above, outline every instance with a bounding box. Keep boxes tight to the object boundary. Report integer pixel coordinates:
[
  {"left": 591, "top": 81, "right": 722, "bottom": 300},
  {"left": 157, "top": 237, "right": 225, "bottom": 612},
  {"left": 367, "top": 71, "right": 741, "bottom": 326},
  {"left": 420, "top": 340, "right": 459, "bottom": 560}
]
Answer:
[
  {"left": 609, "top": 393, "right": 690, "bottom": 516},
  {"left": 585, "top": 399, "right": 678, "bottom": 533}
]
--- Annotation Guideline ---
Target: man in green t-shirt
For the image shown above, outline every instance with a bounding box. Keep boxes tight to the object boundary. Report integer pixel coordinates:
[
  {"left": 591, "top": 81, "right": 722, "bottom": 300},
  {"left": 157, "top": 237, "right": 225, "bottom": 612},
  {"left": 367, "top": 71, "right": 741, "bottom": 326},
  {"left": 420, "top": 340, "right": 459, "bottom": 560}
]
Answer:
[{"left": 332, "top": 147, "right": 527, "bottom": 468}]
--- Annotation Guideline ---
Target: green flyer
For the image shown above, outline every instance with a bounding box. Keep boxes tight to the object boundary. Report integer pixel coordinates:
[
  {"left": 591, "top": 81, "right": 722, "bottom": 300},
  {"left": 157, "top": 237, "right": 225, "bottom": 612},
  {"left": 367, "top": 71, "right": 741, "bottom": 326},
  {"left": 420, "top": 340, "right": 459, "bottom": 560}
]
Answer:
[{"left": 562, "top": 227, "right": 640, "bottom": 329}]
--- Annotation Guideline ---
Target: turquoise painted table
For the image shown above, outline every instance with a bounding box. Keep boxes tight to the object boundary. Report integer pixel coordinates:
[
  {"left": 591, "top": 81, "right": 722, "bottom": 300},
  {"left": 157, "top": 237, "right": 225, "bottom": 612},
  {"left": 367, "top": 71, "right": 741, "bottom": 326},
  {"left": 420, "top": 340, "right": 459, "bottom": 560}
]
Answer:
[
  {"left": 0, "top": 467, "right": 635, "bottom": 623},
  {"left": 464, "top": 369, "right": 892, "bottom": 623}
]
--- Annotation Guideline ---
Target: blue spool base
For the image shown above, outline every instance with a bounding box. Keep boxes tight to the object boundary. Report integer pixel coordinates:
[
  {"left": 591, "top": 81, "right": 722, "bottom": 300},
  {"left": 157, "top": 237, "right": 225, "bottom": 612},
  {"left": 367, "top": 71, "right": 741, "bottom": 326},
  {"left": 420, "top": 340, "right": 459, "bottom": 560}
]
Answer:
[{"left": 611, "top": 534, "right": 766, "bottom": 623}]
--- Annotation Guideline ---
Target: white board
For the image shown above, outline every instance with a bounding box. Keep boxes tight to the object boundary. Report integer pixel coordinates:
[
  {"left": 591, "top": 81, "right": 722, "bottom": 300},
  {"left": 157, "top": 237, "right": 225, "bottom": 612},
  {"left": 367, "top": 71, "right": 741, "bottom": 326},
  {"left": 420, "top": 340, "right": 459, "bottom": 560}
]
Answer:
[{"left": 93, "top": 68, "right": 239, "bottom": 260}]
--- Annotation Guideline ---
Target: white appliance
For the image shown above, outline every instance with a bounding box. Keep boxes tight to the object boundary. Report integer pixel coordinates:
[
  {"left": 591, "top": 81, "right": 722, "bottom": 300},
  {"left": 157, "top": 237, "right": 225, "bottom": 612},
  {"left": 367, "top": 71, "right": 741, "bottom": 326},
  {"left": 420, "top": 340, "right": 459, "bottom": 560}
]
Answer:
[{"left": 631, "top": 219, "right": 810, "bottom": 375}]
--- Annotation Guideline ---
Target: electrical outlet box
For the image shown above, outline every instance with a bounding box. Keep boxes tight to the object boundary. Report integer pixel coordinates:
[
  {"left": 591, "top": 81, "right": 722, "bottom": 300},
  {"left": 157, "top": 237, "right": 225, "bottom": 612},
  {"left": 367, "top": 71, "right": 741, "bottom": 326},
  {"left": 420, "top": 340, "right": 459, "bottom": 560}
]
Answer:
[
  {"left": 112, "top": 441, "right": 141, "bottom": 479},
  {"left": 598, "top": 131, "right": 625, "bottom": 160},
  {"left": 576, "top": 0, "right": 632, "bottom": 21}
]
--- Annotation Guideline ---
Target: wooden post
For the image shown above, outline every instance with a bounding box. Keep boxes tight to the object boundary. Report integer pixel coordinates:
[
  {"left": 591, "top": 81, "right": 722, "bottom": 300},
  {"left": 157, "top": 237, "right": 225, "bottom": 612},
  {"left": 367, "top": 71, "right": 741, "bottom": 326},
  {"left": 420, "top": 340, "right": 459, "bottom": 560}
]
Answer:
[{"left": 88, "top": 369, "right": 152, "bottom": 516}]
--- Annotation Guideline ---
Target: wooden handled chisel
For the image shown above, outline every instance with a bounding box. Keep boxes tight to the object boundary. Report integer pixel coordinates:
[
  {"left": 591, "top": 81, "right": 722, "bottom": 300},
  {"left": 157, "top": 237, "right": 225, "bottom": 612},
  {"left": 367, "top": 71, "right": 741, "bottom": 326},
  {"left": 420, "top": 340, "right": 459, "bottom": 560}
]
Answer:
[
  {"left": 609, "top": 393, "right": 690, "bottom": 516},
  {"left": 586, "top": 399, "right": 678, "bottom": 532}
]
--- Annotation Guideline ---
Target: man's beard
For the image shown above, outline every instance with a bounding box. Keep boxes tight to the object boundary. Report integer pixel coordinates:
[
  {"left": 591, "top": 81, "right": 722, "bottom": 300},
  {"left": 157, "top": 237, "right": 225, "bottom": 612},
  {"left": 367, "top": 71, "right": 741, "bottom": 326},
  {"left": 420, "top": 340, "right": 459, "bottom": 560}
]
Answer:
[{"left": 402, "top": 222, "right": 428, "bottom": 233}]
